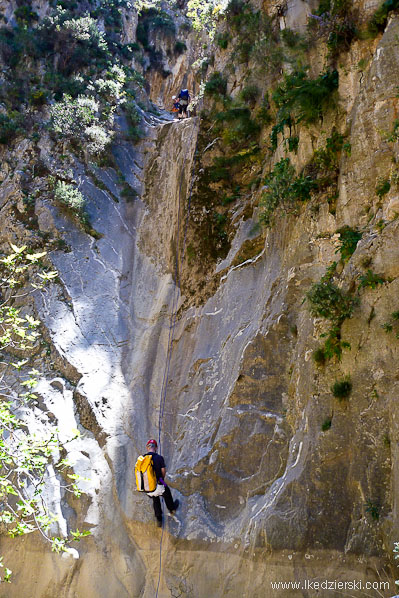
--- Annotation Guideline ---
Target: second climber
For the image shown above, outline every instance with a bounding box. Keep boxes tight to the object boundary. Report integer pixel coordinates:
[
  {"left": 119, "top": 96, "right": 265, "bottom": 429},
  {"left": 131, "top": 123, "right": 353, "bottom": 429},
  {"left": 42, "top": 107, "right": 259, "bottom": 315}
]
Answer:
[{"left": 177, "top": 88, "right": 190, "bottom": 118}]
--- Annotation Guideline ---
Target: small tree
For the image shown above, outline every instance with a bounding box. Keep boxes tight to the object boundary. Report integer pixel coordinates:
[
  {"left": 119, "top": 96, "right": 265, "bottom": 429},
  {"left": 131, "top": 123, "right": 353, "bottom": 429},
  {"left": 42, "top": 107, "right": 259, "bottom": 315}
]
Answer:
[{"left": 0, "top": 244, "right": 90, "bottom": 582}]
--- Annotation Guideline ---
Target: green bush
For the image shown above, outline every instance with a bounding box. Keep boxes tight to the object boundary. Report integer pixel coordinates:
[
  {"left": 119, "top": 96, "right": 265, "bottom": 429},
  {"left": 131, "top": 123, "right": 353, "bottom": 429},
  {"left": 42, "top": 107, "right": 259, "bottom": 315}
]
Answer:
[
  {"left": 50, "top": 94, "right": 97, "bottom": 138},
  {"left": 29, "top": 88, "right": 49, "bottom": 106},
  {"left": 38, "top": 10, "right": 110, "bottom": 76},
  {"left": 335, "top": 226, "right": 362, "bottom": 261},
  {"left": 273, "top": 68, "right": 339, "bottom": 125},
  {"left": 225, "top": 0, "right": 246, "bottom": 19},
  {"left": 270, "top": 116, "right": 292, "bottom": 151},
  {"left": 313, "top": 130, "right": 347, "bottom": 170},
  {"left": 85, "top": 124, "right": 113, "bottom": 155},
  {"left": 322, "top": 326, "right": 351, "bottom": 360},
  {"left": 291, "top": 173, "right": 318, "bottom": 199},
  {"left": 54, "top": 180, "right": 85, "bottom": 215},
  {"left": 260, "top": 158, "right": 294, "bottom": 225},
  {"left": 14, "top": 5, "right": 39, "bottom": 25},
  {"left": 327, "top": 19, "right": 356, "bottom": 54},
  {"left": 322, "top": 417, "right": 332, "bottom": 431},
  {"left": 216, "top": 32, "right": 230, "bottom": 49},
  {"left": 50, "top": 94, "right": 113, "bottom": 155},
  {"left": 216, "top": 107, "right": 260, "bottom": 148},
  {"left": 382, "top": 312, "right": 399, "bottom": 338},
  {"left": 309, "top": 0, "right": 355, "bottom": 55},
  {"left": 204, "top": 72, "right": 227, "bottom": 97},
  {"left": 260, "top": 158, "right": 317, "bottom": 226},
  {"left": 174, "top": 40, "right": 187, "bottom": 54},
  {"left": 368, "top": 0, "right": 399, "bottom": 35},
  {"left": 313, "top": 347, "right": 326, "bottom": 365},
  {"left": 207, "top": 163, "right": 230, "bottom": 182},
  {"left": 300, "top": 131, "right": 350, "bottom": 200},
  {"left": 226, "top": 4, "right": 282, "bottom": 72},
  {"left": 375, "top": 177, "right": 390, "bottom": 198},
  {"left": 331, "top": 378, "right": 352, "bottom": 399},
  {"left": 0, "top": 112, "right": 24, "bottom": 144},
  {"left": 388, "top": 119, "right": 399, "bottom": 142},
  {"left": 0, "top": 26, "right": 37, "bottom": 68},
  {"left": 280, "top": 28, "right": 302, "bottom": 47},
  {"left": 306, "top": 279, "right": 357, "bottom": 323},
  {"left": 285, "top": 136, "right": 299, "bottom": 153},
  {"left": 365, "top": 499, "right": 380, "bottom": 520},
  {"left": 358, "top": 269, "right": 385, "bottom": 289},
  {"left": 43, "top": 71, "right": 87, "bottom": 101},
  {"left": 0, "top": 1, "right": 138, "bottom": 149},
  {"left": 213, "top": 212, "right": 228, "bottom": 243},
  {"left": 239, "top": 84, "right": 259, "bottom": 104}
]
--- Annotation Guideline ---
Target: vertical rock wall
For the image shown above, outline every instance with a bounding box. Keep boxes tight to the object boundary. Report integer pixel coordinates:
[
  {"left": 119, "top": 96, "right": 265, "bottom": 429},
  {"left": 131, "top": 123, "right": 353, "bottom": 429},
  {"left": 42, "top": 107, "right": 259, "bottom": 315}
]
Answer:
[{"left": 2, "top": 2, "right": 399, "bottom": 597}]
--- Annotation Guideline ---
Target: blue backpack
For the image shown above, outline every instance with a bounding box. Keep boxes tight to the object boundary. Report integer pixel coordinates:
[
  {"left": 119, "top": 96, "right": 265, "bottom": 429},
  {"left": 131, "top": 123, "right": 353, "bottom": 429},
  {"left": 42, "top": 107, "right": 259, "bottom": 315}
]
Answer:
[{"left": 180, "top": 89, "right": 189, "bottom": 100}]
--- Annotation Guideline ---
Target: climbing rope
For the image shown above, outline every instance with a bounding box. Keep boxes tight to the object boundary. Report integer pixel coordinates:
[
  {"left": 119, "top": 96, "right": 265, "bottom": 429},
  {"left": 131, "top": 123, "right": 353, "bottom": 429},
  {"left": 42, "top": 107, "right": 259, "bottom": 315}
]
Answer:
[{"left": 154, "top": 117, "right": 199, "bottom": 598}]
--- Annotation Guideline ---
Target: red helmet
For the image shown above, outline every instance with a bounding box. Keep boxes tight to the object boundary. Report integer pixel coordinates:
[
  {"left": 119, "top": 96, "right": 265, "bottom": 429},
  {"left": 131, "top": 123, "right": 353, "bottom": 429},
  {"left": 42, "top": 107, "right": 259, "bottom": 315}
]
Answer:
[{"left": 146, "top": 438, "right": 158, "bottom": 448}]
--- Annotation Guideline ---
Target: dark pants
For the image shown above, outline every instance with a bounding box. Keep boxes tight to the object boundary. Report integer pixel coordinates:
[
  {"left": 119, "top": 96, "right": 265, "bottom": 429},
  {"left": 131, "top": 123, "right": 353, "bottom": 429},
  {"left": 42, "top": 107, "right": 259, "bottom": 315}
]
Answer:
[
  {"left": 150, "top": 485, "right": 175, "bottom": 521},
  {"left": 179, "top": 102, "right": 188, "bottom": 117}
]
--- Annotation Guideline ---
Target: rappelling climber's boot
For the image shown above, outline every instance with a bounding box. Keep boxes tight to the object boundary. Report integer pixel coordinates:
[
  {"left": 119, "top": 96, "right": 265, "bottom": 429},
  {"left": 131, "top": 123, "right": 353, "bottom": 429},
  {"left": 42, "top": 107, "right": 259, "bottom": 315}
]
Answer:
[
  {"left": 156, "top": 517, "right": 163, "bottom": 528},
  {"left": 170, "top": 499, "right": 179, "bottom": 515}
]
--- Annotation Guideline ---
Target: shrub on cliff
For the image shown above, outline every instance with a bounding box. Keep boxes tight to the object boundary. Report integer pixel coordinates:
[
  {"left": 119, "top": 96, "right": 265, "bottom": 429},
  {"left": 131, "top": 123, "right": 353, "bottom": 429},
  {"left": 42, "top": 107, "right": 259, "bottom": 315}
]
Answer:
[
  {"left": 307, "top": 279, "right": 356, "bottom": 323},
  {"left": 273, "top": 68, "right": 339, "bottom": 124},
  {"left": 14, "top": 4, "right": 39, "bottom": 26},
  {"left": 306, "top": 263, "right": 358, "bottom": 361},
  {"left": 368, "top": 0, "right": 399, "bottom": 35},
  {"left": 50, "top": 95, "right": 97, "bottom": 138},
  {"left": 54, "top": 181, "right": 86, "bottom": 216},
  {"left": 50, "top": 95, "right": 113, "bottom": 155},
  {"left": 259, "top": 158, "right": 318, "bottom": 226},
  {"left": 335, "top": 226, "right": 362, "bottom": 261},
  {"left": 204, "top": 72, "right": 227, "bottom": 98},
  {"left": 0, "top": 112, "right": 24, "bottom": 144},
  {"left": 214, "top": 106, "right": 260, "bottom": 148},
  {"left": 0, "top": 245, "right": 90, "bottom": 581},
  {"left": 331, "top": 378, "right": 352, "bottom": 399},
  {"left": 38, "top": 9, "right": 110, "bottom": 75}
]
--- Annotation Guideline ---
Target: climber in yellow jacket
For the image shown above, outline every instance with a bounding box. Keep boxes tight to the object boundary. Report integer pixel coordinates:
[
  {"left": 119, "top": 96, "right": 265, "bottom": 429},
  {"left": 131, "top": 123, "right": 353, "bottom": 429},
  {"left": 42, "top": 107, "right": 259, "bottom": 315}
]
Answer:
[{"left": 143, "top": 439, "right": 179, "bottom": 527}]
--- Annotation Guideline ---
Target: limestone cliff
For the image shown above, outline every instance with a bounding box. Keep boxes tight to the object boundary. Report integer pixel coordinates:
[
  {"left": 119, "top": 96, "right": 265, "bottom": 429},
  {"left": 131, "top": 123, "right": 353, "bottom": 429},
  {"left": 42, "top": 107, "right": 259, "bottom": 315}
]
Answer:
[{"left": 1, "top": 0, "right": 399, "bottom": 596}]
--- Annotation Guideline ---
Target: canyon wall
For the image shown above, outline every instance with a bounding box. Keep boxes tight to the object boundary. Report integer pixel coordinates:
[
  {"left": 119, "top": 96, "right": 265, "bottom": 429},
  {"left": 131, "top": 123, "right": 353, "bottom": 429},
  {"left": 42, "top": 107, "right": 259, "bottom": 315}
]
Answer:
[{"left": 1, "top": 0, "right": 399, "bottom": 596}]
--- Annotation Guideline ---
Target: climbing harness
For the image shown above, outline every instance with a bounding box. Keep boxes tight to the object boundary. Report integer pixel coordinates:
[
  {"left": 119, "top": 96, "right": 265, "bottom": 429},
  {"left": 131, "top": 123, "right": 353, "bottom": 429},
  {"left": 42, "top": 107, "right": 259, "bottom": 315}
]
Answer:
[{"left": 154, "top": 117, "right": 199, "bottom": 598}]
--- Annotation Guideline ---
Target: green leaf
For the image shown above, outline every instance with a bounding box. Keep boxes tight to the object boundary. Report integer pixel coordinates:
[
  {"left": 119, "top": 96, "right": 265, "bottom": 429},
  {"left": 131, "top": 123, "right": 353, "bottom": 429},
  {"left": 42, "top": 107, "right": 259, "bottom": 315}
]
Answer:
[
  {"left": 51, "top": 537, "right": 67, "bottom": 554},
  {"left": 71, "top": 528, "right": 91, "bottom": 541},
  {"left": 4, "top": 568, "right": 12, "bottom": 582},
  {"left": 11, "top": 359, "right": 29, "bottom": 370},
  {"left": 26, "top": 251, "right": 47, "bottom": 261},
  {"left": 9, "top": 243, "right": 27, "bottom": 254}
]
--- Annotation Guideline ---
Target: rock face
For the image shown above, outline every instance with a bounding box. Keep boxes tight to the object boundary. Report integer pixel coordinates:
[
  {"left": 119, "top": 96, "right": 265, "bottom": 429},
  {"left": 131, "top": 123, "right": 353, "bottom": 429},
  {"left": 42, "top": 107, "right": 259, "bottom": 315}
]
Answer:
[{"left": 2, "top": 1, "right": 399, "bottom": 597}]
